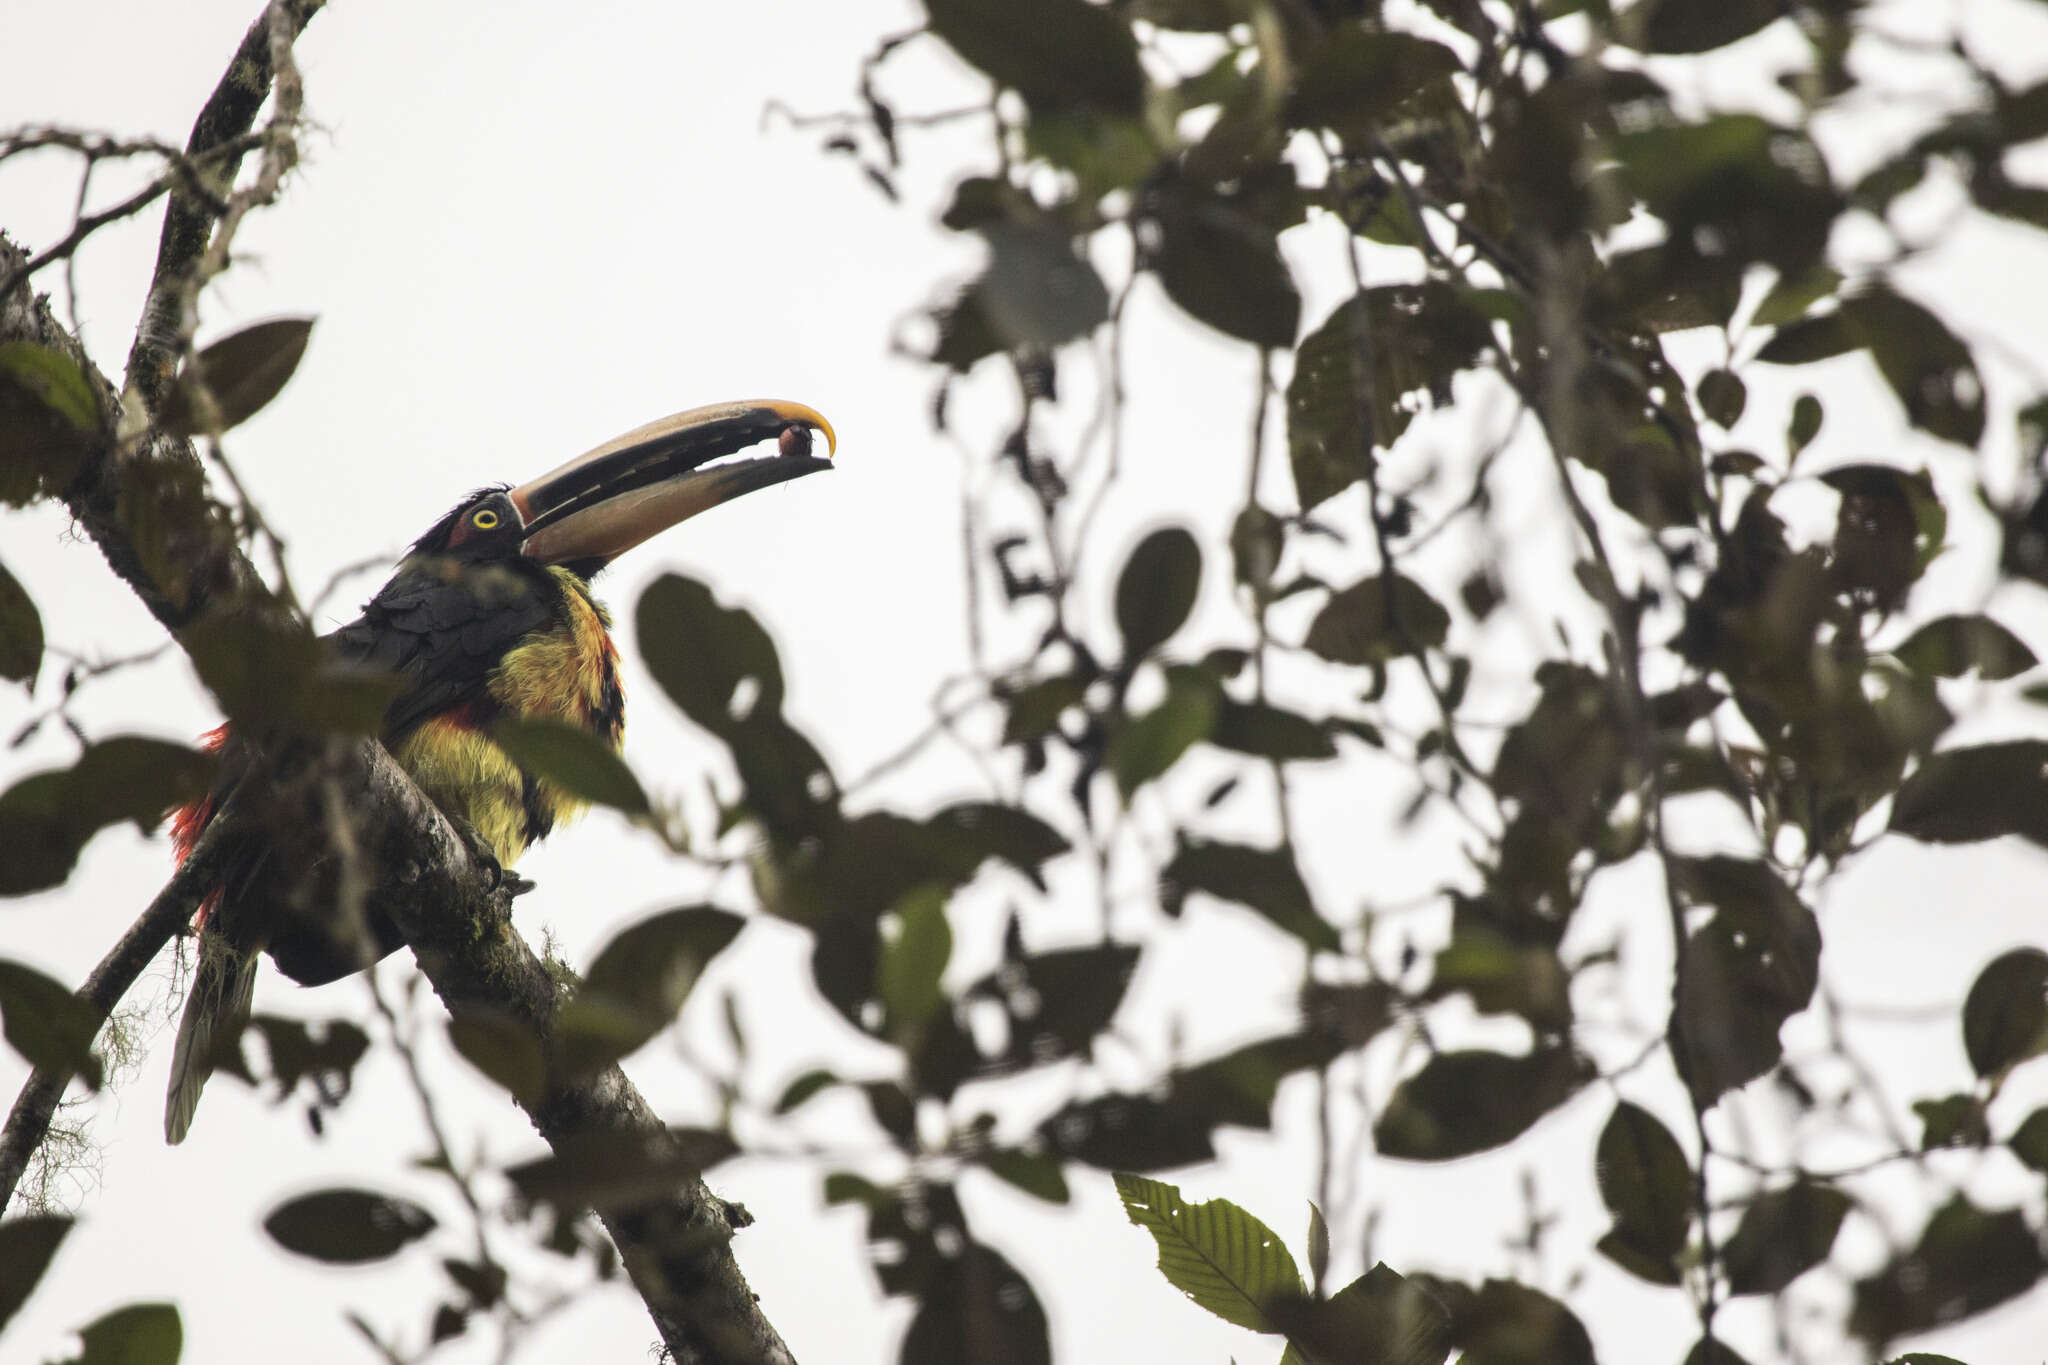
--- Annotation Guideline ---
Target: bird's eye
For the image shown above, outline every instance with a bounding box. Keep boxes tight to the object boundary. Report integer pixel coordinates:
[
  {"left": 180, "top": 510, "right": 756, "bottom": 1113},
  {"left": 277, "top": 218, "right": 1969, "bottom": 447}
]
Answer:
[{"left": 472, "top": 509, "right": 500, "bottom": 530}]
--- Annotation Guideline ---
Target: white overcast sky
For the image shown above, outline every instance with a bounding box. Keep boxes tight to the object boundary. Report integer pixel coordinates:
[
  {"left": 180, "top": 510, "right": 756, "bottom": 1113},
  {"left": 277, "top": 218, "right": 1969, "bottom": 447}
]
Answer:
[{"left": 4, "top": 2, "right": 2048, "bottom": 1363}]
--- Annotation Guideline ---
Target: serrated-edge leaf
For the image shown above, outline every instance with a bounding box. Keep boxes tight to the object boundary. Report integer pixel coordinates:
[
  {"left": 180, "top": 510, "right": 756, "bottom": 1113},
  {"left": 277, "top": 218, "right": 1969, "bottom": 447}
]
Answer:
[{"left": 1113, "top": 1172, "right": 1305, "bottom": 1331}]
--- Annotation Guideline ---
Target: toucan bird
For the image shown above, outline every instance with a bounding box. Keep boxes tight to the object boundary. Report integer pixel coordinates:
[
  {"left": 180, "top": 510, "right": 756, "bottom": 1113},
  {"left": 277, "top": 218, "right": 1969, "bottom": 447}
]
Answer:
[{"left": 164, "top": 399, "right": 835, "bottom": 1143}]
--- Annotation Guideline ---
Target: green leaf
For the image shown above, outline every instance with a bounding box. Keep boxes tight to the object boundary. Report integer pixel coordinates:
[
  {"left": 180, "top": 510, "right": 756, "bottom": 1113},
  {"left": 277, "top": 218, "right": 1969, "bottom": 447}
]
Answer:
[
  {"left": 1151, "top": 191, "right": 1299, "bottom": 348},
  {"left": 1429, "top": 931, "right": 1570, "bottom": 1030},
  {"left": 1788, "top": 392, "right": 1823, "bottom": 460},
  {"left": 0, "top": 555, "right": 42, "bottom": 685},
  {"left": 877, "top": 884, "right": 952, "bottom": 1046},
  {"left": 0, "top": 1214, "right": 72, "bottom": 1333},
  {"left": 982, "top": 1149, "right": 1070, "bottom": 1204},
  {"left": 1894, "top": 615, "right": 2036, "bottom": 681},
  {"left": 263, "top": 1189, "right": 436, "bottom": 1265},
  {"left": 1593, "top": 1101, "right": 1692, "bottom": 1282},
  {"left": 70, "top": 1302, "right": 182, "bottom": 1365},
  {"left": 1002, "top": 676, "right": 1084, "bottom": 744},
  {"left": 900, "top": 1240, "right": 1051, "bottom": 1365},
  {"left": 1891, "top": 741, "right": 2048, "bottom": 846},
  {"left": 1107, "top": 668, "right": 1218, "bottom": 799},
  {"left": 637, "top": 574, "right": 786, "bottom": 736},
  {"left": 1760, "top": 291, "right": 1985, "bottom": 447},
  {"left": 504, "top": 1127, "right": 738, "bottom": 1211},
  {"left": 1304, "top": 574, "right": 1450, "bottom": 666},
  {"left": 0, "top": 959, "right": 102, "bottom": 1089},
  {"left": 1115, "top": 526, "right": 1203, "bottom": 659},
  {"left": 1432, "top": 1278, "right": 1596, "bottom": 1365},
  {"left": 1306, "top": 1202, "right": 1330, "bottom": 1292},
  {"left": 0, "top": 736, "right": 218, "bottom": 895},
  {"left": 490, "top": 716, "right": 648, "bottom": 815},
  {"left": 1723, "top": 1181, "right": 1851, "bottom": 1294},
  {"left": 774, "top": 1067, "right": 840, "bottom": 1114},
  {"left": 1284, "top": 30, "right": 1462, "bottom": 139},
  {"left": 158, "top": 317, "right": 315, "bottom": 436},
  {"left": 1162, "top": 837, "right": 1339, "bottom": 952},
  {"left": 1696, "top": 368, "right": 1747, "bottom": 428},
  {"left": 1961, "top": 948, "right": 2048, "bottom": 1078},
  {"left": 1374, "top": 1047, "right": 1588, "bottom": 1160},
  {"left": 446, "top": 1006, "right": 545, "bottom": 1107},
  {"left": 977, "top": 223, "right": 1111, "bottom": 349},
  {"left": 0, "top": 341, "right": 98, "bottom": 431},
  {"left": 1753, "top": 264, "right": 1843, "bottom": 327},
  {"left": 1112, "top": 1173, "right": 1304, "bottom": 1332},
  {"left": 923, "top": 0, "right": 1144, "bottom": 115},
  {"left": 554, "top": 906, "right": 744, "bottom": 1080}
]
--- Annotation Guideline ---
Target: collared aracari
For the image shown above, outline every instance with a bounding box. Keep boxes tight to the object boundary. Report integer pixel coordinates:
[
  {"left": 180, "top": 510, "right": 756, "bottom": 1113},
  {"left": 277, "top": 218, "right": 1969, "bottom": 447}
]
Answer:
[{"left": 164, "top": 399, "right": 835, "bottom": 1143}]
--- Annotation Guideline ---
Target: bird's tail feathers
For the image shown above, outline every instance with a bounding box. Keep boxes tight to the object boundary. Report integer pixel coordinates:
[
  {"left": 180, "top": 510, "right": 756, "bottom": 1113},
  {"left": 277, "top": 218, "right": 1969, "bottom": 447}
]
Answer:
[{"left": 164, "top": 931, "right": 258, "bottom": 1145}]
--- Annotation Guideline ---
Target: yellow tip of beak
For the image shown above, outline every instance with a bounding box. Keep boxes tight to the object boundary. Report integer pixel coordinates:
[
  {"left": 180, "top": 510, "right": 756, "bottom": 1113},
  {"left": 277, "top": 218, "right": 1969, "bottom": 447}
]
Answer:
[{"left": 760, "top": 399, "right": 835, "bottom": 458}]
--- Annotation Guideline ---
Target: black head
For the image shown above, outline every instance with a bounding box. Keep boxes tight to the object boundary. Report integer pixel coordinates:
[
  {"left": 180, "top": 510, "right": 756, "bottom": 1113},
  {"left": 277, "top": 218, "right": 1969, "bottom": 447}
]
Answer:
[{"left": 412, "top": 487, "right": 525, "bottom": 560}]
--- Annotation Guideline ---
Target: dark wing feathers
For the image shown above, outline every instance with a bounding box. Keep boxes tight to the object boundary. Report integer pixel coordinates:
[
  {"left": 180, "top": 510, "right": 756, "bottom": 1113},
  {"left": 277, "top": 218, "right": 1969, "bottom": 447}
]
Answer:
[{"left": 325, "top": 560, "right": 560, "bottom": 741}]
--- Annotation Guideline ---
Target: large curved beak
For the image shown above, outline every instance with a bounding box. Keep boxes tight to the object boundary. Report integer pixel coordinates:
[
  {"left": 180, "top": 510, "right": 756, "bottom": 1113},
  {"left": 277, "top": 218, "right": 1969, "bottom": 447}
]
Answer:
[{"left": 511, "top": 399, "right": 836, "bottom": 567}]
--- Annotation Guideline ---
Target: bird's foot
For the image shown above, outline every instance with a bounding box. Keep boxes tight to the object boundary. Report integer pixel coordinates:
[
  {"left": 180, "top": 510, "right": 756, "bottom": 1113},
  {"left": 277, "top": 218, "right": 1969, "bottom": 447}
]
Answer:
[{"left": 451, "top": 817, "right": 536, "bottom": 898}]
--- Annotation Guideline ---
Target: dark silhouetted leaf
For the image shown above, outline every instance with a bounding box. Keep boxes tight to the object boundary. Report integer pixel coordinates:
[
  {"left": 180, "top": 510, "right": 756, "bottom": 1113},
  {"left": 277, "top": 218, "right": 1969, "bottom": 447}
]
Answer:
[
  {"left": 1895, "top": 615, "right": 2036, "bottom": 680},
  {"left": 554, "top": 906, "right": 743, "bottom": 1079},
  {"left": 981, "top": 1149, "right": 1070, "bottom": 1204},
  {"left": 1374, "top": 1047, "right": 1588, "bottom": 1160},
  {"left": 924, "top": 0, "right": 1144, "bottom": 115},
  {"left": 1754, "top": 264, "right": 1844, "bottom": 327},
  {"left": 504, "top": 1127, "right": 738, "bottom": 1211},
  {"left": 1267, "top": 1263, "right": 1453, "bottom": 1365},
  {"left": 0, "top": 1214, "right": 71, "bottom": 1333},
  {"left": 1961, "top": 948, "right": 2048, "bottom": 1078},
  {"left": 263, "top": 1189, "right": 436, "bottom": 1265},
  {"left": 2009, "top": 1106, "right": 2048, "bottom": 1170},
  {"left": 1162, "top": 837, "right": 1338, "bottom": 952},
  {"left": 70, "top": 1302, "right": 182, "bottom": 1365},
  {"left": 447, "top": 1006, "right": 545, "bottom": 1107},
  {"left": 1285, "top": 29, "right": 1461, "bottom": 139},
  {"left": 1107, "top": 668, "right": 1218, "bottom": 799},
  {"left": 1850, "top": 1196, "right": 2046, "bottom": 1345},
  {"left": 1041, "top": 1093, "right": 1218, "bottom": 1170},
  {"left": 1723, "top": 1181, "right": 1851, "bottom": 1294},
  {"left": 1761, "top": 291, "right": 1984, "bottom": 446},
  {"left": 1002, "top": 676, "right": 1084, "bottom": 745},
  {"left": 0, "top": 556, "right": 40, "bottom": 685},
  {"left": 491, "top": 717, "right": 648, "bottom": 815},
  {"left": 1307, "top": 1202, "right": 1330, "bottom": 1292},
  {"left": 1113, "top": 1173, "right": 1303, "bottom": 1331},
  {"left": 1305, "top": 574, "right": 1450, "bottom": 666},
  {"left": 1683, "top": 1338, "right": 1757, "bottom": 1365},
  {"left": 774, "top": 1068, "right": 840, "bottom": 1114},
  {"left": 1669, "top": 857, "right": 1821, "bottom": 1108},
  {"left": 1115, "top": 526, "right": 1202, "bottom": 659},
  {"left": 159, "top": 317, "right": 315, "bottom": 436},
  {"left": 1614, "top": 116, "right": 1838, "bottom": 275},
  {"left": 0, "top": 959, "right": 102, "bottom": 1089},
  {"left": 1594, "top": 1101, "right": 1691, "bottom": 1284},
  {"left": 1440, "top": 1278, "right": 1595, "bottom": 1365},
  {"left": 0, "top": 341, "right": 97, "bottom": 431},
  {"left": 1891, "top": 741, "right": 2048, "bottom": 846},
  {"left": 1696, "top": 368, "right": 1747, "bottom": 428},
  {"left": 1788, "top": 392, "right": 1823, "bottom": 460},
  {"left": 965, "top": 943, "right": 1138, "bottom": 1072},
  {"left": 1151, "top": 190, "right": 1299, "bottom": 347},
  {"left": 1429, "top": 931, "right": 1571, "bottom": 1030},
  {"left": 1286, "top": 286, "right": 1494, "bottom": 510},
  {"left": 900, "top": 1239, "right": 1051, "bottom": 1365},
  {"left": 1913, "top": 1093, "right": 1990, "bottom": 1149},
  {"left": 1618, "top": 0, "right": 1783, "bottom": 53},
  {"left": 1208, "top": 700, "right": 1338, "bottom": 761}
]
